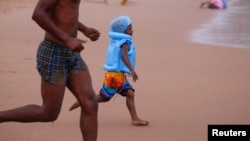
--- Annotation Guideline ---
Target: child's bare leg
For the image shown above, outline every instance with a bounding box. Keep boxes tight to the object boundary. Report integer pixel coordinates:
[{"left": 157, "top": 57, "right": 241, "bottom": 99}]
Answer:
[
  {"left": 69, "top": 95, "right": 104, "bottom": 111},
  {"left": 69, "top": 101, "right": 80, "bottom": 111},
  {"left": 126, "top": 89, "right": 149, "bottom": 126}
]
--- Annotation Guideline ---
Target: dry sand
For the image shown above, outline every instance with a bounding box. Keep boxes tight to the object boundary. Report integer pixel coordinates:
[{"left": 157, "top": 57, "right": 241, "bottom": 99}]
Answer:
[{"left": 1, "top": 0, "right": 250, "bottom": 141}]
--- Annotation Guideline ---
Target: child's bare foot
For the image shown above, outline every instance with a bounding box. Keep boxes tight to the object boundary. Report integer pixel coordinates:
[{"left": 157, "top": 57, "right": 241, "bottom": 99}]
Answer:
[
  {"left": 131, "top": 119, "right": 149, "bottom": 126},
  {"left": 69, "top": 101, "right": 80, "bottom": 111}
]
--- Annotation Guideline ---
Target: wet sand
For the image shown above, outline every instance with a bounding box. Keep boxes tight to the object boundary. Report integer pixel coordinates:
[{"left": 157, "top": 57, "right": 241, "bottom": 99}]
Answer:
[
  {"left": 191, "top": 0, "right": 250, "bottom": 48},
  {"left": 1, "top": 0, "right": 250, "bottom": 141}
]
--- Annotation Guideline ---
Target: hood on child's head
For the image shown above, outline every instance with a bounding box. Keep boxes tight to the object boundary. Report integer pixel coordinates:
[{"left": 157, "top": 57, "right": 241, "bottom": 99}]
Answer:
[{"left": 110, "top": 15, "right": 131, "bottom": 33}]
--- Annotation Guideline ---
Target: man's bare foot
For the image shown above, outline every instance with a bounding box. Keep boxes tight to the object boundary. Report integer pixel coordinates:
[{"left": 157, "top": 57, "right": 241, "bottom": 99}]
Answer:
[
  {"left": 131, "top": 120, "right": 149, "bottom": 126},
  {"left": 69, "top": 101, "right": 80, "bottom": 111}
]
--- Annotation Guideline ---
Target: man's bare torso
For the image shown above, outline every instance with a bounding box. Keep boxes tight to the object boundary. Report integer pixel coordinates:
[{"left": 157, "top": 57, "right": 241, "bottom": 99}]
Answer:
[{"left": 45, "top": 0, "right": 80, "bottom": 44}]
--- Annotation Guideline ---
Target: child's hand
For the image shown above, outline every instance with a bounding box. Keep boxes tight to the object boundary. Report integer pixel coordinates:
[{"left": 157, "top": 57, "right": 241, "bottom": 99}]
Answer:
[{"left": 131, "top": 70, "right": 138, "bottom": 82}]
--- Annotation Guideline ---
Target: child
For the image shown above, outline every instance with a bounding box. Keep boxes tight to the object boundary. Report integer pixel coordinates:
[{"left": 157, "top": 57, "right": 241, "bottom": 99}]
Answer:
[
  {"left": 200, "top": 0, "right": 226, "bottom": 9},
  {"left": 69, "top": 15, "right": 149, "bottom": 126}
]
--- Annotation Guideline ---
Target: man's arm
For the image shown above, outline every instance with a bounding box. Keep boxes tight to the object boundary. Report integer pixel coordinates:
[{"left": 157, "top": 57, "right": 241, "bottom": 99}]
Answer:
[
  {"left": 32, "top": 0, "right": 70, "bottom": 43},
  {"left": 32, "top": 0, "right": 86, "bottom": 52},
  {"left": 78, "top": 22, "right": 100, "bottom": 41}
]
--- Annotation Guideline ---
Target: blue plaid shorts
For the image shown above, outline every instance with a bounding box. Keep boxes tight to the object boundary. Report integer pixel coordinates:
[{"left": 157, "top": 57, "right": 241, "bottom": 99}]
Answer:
[{"left": 36, "top": 40, "right": 87, "bottom": 85}]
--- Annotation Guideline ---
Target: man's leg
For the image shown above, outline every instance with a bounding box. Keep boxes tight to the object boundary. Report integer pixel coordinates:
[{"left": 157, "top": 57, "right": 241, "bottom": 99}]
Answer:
[
  {"left": 126, "top": 89, "right": 149, "bottom": 126},
  {"left": 0, "top": 80, "right": 65, "bottom": 122},
  {"left": 67, "top": 71, "right": 98, "bottom": 141}
]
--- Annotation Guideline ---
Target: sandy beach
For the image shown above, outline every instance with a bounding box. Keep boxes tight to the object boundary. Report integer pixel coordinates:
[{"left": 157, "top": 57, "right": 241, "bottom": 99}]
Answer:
[{"left": 1, "top": 0, "right": 250, "bottom": 141}]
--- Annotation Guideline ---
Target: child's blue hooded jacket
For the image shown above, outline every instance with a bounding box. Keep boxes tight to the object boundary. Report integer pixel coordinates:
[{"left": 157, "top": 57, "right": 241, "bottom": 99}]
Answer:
[{"left": 103, "top": 16, "right": 136, "bottom": 76}]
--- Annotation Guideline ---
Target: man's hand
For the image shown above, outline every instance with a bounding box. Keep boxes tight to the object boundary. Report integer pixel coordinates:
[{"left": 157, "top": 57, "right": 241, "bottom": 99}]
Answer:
[
  {"left": 65, "top": 37, "right": 87, "bottom": 52},
  {"left": 83, "top": 27, "right": 100, "bottom": 41}
]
